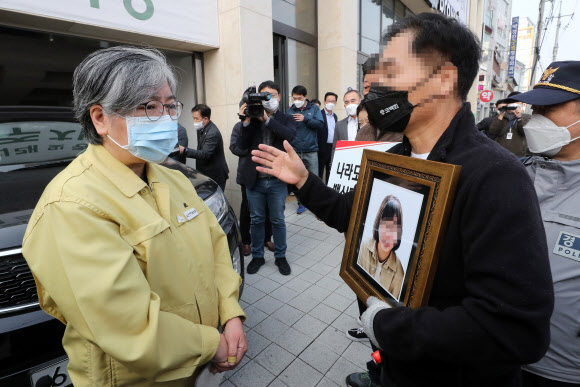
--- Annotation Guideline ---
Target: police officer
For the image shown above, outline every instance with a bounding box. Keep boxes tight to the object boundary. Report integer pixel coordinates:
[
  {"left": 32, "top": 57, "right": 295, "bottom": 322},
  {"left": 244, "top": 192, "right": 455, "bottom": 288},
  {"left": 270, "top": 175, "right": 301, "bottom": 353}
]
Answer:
[{"left": 512, "top": 60, "right": 580, "bottom": 387}]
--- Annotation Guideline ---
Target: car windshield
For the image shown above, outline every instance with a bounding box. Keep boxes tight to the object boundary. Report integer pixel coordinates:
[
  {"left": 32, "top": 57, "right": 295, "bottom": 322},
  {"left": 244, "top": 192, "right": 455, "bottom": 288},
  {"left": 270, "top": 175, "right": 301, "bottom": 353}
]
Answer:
[{"left": 0, "top": 121, "right": 85, "bottom": 227}]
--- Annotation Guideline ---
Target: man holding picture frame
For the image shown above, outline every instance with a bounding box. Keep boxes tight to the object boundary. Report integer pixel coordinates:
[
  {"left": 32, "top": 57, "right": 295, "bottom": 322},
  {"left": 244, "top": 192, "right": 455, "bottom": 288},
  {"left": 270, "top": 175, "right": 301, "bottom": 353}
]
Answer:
[{"left": 251, "top": 12, "right": 554, "bottom": 387}]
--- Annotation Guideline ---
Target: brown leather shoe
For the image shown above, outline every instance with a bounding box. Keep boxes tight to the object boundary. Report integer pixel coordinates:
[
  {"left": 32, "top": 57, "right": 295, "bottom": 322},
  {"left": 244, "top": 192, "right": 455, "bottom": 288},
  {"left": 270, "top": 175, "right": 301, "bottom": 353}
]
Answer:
[
  {"left": 242, "top": 244, "right": 251, "bottom": 256},
  {"left": 264, "top": 241, "right": 275, "bottom": 252}
]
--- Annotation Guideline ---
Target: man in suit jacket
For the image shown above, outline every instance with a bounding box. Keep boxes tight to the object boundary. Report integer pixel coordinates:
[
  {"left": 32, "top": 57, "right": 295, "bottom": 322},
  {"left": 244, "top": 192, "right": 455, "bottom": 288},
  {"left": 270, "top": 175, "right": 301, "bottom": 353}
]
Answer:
[
  {"left": 318, "top": 92, "right": 338, "bottom": 182},
  {"left": 332, "top": 89, "right": 362, "bottom": 161},
  {"left": 179, "top": 104, "right": 229, "bottom": 191}
]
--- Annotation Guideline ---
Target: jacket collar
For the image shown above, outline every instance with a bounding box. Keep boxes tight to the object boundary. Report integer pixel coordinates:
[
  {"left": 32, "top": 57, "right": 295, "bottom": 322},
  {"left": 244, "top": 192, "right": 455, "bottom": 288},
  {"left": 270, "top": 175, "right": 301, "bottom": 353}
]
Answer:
[
  {"left": 84, "top": 144, "right": 147, "bottom": 197},
  {"left": 398, "top": 102, "right": 474, "bottom": 163},
  {"left": 365, "top": 238, "right": 398, "bottom": 271}
]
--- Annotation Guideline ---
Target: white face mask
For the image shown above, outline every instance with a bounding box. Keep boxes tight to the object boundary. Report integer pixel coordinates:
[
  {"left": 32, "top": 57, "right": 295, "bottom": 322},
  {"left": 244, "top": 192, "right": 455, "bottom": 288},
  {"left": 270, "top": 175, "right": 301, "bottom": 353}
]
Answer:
[
  {"left": 108, "top": 115, "right": 178, "bottom": 164},
  {"left": 524, "top": 114, "right": 580, "bottom": 157},
  {"left": 345, "top": 103, "right": 359, "bottom": 117},
  {"left": 262, "top": 98, "right": 279, "bottom": 112},
  {"left": 325, "top": 103, "right": 336, "bottom": 111},
  {"left": 193, "top": 121, "right": 204, "bottom": 131},
  {"left": 294, "top": 100, "right": 305, "bottom": 109}
]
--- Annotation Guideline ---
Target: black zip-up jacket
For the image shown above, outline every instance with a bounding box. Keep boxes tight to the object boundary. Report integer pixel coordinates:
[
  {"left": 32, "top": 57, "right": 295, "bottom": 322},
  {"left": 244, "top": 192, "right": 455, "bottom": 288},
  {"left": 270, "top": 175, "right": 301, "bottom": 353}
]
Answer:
[
  {"left": 233, "top": 110, "right": 296, "bottom": 189},
  {"left": 296, "top": 103, "right": 554, "bottom": 387},
  {"left": 183, "top": 120, "right": 229, "bottom": 185}
]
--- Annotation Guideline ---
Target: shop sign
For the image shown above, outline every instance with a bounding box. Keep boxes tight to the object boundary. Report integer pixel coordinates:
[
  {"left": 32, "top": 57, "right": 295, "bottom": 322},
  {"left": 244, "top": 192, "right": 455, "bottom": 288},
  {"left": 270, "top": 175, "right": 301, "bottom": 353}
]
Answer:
[
  {"left": 508, "top": 17, "right": 520, "bottom": 78},
  {"left": 479, "top": 90, "right": 494, "bottom": 103},
  {"left": 427, "top": 0, "right": 469, "bottom": 25},
  {"left": 0, "top": 0, "right": 219, "bottom": 47}
]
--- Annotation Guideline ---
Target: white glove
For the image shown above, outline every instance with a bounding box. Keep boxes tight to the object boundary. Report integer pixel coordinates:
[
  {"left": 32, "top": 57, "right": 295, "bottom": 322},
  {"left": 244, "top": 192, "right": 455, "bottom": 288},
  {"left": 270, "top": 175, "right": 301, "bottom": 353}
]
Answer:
[{"left": 360, "top": 296, "right": 392, "bottom": 350}]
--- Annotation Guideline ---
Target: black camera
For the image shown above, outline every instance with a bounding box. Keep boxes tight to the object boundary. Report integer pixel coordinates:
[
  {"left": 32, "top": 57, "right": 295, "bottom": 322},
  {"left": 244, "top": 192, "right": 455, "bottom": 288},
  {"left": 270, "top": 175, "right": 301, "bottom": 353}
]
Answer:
[
  {"left": 242, "top": 87, "right": 271, "bottom": 118},
  {"left": 499, "top": 104, "right": 518, "bottom": 113}
]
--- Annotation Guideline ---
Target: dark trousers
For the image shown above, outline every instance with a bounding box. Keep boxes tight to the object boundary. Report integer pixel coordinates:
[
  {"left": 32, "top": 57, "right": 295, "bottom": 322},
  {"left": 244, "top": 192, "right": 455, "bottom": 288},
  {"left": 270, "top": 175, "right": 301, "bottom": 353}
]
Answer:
[
  {"left": 357, "top": 297, "right": 382, "bottom": 384},
  {"left": 522, "top": 371, "right": 580, "bottom": 387},
  {"left": 240, "top": 184, "right": 271, "bottom": 244},
  {"left": 318, "top": 143, "right": 333, "bottom": 183}
]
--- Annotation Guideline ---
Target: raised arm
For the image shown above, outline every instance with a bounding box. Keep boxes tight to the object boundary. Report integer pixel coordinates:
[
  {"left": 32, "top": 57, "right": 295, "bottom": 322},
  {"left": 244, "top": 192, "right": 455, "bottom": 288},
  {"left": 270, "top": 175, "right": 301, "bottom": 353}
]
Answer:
[{"left": 251, "top": 140, "right": 354, "bottom": 232}]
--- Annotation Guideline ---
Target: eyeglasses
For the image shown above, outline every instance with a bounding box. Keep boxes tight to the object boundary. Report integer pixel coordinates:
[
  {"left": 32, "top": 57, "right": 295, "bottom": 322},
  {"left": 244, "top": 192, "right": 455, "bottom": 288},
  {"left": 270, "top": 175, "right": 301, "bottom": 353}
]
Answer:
[{"left": 135, "top": 100, "right": 183, "bottom": 121}]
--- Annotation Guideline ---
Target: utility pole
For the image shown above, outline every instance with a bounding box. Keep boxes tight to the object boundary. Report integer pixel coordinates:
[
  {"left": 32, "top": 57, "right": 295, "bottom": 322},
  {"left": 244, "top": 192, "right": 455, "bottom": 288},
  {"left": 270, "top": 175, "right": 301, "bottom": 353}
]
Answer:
[
  {"left": 553, "top": 2, "right": 562, "bottom": 62},
  {"left": 529, "top": 0, "right": 551, "bottom": 88},
  {"left": 550, "top": 4, "right": 574, "bottom": 62}
]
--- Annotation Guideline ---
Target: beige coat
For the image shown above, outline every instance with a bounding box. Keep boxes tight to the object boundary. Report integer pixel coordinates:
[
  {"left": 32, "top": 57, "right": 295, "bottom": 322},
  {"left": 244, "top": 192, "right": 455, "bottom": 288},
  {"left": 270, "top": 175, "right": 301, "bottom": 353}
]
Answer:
[
  {"left": 358, "top": 238, "right": 405, "bottom": 299},
  {"left": 22, "top": 145, "right": 245, "bottom": 386}
]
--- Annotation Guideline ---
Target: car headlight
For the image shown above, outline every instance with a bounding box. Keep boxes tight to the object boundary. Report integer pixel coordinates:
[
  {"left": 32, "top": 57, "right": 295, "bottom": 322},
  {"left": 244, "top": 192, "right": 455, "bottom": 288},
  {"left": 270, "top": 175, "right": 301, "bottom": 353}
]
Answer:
[
  {"left": 231, "top": 245, "right": 242, "bottom": 276},
  {"left": 204, "top": 187, "right": 228, "bottom": 223}
]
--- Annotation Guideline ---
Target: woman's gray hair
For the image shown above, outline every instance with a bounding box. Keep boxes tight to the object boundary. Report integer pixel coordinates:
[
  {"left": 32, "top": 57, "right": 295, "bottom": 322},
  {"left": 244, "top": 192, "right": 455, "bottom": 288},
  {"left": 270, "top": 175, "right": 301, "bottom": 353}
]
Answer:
[{"left": 73, "top": 46, "right": 177, "bottom": 145}]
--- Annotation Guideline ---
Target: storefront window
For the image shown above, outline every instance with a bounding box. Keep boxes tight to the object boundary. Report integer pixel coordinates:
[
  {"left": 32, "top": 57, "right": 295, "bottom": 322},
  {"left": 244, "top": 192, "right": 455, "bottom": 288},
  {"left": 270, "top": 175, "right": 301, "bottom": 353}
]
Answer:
[
  {"left": 358, "top": 0, "right": 412, "bottom": 56},
  {"left": 361, "top": 0, "right": 381, "bottom": 55},
  {"left": 272, "top": 0, "right": 316, "bottom": 36},
  {"left": 394, "top": 0, "right": 406, "bottom": 22},
  {"left": 0, "top": 26, "right": 199, "bottom": 129},
  {"left": 382, "top": 0, "right": 395, "bottom": 35},
  {"left": 287, "top": 39, "right": 318, "bottom": 101}
]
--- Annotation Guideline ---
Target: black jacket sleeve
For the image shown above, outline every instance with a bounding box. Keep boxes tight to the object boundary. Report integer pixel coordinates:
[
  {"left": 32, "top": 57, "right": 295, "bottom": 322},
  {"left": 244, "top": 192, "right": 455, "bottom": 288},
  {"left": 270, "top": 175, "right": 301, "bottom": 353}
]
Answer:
[
  {"left": 236, "top": 120, "right": 260, "bottom": 150},
  {"left": 177, "top": 124, "right": 189, "bottom": 148},
  {"left": 229, "top": 122, "right": 250, "bottom": 157},
  {"left": 267, "top": 113, "right": 297, "bottom": 143},
  {"left": 295, "top": 172, "right": 355, "bottom": 233},
  {"left": 371, "top": 160, "right": 554, "bottom": 365},
  {"left": 184, "top": 127, "right": 221, "bottom": 160}
]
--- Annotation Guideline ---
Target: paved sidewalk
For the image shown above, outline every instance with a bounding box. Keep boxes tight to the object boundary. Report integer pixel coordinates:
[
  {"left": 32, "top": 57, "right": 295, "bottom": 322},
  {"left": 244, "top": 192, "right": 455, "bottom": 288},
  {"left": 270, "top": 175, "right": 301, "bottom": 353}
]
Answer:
[{"left": 221, "top": 200, "right": 372, "bottom": 387}]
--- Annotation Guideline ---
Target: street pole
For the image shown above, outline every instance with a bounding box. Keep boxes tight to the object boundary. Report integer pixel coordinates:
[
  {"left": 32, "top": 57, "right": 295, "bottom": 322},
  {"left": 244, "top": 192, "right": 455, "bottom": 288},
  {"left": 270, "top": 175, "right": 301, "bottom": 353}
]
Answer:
[
  {"left": 529, "top": 0, "right": 550, "bottom": 88},
  {"left": 553, "top": 2, "right": 561, "bottom": 62}
]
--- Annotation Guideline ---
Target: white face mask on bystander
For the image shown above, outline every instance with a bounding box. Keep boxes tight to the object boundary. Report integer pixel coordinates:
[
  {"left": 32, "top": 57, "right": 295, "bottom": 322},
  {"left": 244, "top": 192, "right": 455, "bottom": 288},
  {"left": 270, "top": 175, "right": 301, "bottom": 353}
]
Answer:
[{"left": 524, "top": 114, "right": 580, "bottom": 157}]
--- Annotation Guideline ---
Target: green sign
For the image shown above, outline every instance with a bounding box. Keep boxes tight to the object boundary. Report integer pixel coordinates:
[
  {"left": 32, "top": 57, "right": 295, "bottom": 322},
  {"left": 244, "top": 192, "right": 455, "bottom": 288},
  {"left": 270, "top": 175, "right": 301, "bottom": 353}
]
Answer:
[{"left": 90, "top": 0, "right": 154, "bottom": 21}]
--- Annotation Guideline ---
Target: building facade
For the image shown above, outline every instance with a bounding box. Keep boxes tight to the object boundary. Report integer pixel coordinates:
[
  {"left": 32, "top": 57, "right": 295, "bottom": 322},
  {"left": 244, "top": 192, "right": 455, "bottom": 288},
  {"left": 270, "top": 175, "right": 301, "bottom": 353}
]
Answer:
[
  {"left": 476, "top": 0, "right": 513, "bottom": 121},
  {"left": 0, "top": 0, "right": 486, "bottom": 215},
  {"left": 515, "top": 17, "right": 536, "bottom": 93}
]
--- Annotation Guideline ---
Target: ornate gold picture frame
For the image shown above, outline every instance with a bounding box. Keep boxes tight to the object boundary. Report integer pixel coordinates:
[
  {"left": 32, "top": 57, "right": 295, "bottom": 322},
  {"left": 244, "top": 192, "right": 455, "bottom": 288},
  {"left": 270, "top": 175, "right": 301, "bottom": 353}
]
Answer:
[{"left": 340, "top": 150, "right": 461, "bottom": 308}]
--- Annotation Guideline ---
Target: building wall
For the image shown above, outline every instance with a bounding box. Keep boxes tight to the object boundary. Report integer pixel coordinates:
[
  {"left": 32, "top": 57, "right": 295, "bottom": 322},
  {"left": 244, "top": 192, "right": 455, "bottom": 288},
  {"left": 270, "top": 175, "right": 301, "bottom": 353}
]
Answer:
[
  {"left": 203, "top": 0, "right": 275, "bottom": 216},
  {"left": 317, "top": 0, "right": 358, "bottom": 121},
  {"left": 516, "top": 17, "right": 535, "bottom": 92},
  {"left": 475, "top": 0, "right": 513, "bottom": 121}
]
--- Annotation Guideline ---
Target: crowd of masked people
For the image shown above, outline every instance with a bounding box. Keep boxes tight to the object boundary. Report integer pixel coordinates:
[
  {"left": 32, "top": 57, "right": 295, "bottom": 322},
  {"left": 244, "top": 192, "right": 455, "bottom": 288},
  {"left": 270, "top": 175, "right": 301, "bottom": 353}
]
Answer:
[{"left": 20, "top": 9, "right": 580, "bottom": 387}]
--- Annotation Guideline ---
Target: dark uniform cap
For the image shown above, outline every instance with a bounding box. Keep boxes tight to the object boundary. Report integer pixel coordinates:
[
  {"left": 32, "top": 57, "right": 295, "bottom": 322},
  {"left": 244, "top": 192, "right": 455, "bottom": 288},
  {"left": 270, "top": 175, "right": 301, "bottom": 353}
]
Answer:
[
  {"left": 511, "top": 61, "right": 580, "bottom": 106},
  {"left": 496, "top": 91, "right": 522, "bottom": 106}
]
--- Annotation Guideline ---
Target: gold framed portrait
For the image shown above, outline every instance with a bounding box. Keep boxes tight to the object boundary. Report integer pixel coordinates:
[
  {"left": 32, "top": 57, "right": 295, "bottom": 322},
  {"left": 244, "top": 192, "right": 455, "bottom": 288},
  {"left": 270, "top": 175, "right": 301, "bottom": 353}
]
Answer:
[{"left": 340, "top": 150, "right": 461, "bottom": 308}]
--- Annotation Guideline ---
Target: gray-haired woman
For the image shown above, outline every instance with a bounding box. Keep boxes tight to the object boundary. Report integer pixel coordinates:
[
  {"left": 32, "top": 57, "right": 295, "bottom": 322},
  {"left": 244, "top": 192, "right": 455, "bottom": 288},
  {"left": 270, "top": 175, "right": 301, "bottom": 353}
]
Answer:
[{"left": 22, "top": 46, "right": 246, "bottom": 386}]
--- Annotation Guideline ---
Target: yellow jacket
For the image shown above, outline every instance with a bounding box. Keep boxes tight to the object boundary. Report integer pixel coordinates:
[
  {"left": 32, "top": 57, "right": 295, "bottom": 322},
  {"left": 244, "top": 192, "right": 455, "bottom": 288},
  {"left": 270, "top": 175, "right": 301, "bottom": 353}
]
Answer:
[
  {"left": 357, "top": 238, "right": 404, "bottom": 299},
  {"left": 22, "top": 145, "right": 245, "bottom": 386}
]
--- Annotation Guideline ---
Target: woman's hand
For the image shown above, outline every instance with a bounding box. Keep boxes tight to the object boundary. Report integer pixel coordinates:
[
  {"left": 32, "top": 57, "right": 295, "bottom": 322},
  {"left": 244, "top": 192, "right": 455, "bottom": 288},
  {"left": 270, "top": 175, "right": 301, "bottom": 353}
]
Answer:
[
  {"left": 251, "top": 140, "right": 309, "bottom": 189},
  {"left": 209, "top": 334, "right": 229, "bottom": 373},
  {"left": 209, "top": 318, "right": 247, "bottom": 374}
]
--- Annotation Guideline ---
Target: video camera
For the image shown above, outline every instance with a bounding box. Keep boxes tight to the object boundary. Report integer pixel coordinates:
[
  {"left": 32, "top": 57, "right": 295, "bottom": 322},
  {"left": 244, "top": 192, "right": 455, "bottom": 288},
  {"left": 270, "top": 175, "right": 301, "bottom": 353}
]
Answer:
[
  {"left": 499, "top": 104, "right": 519, "bottom": 113},
  {"left": 242, "top": 86, "right": 271, "bottom": 118}
]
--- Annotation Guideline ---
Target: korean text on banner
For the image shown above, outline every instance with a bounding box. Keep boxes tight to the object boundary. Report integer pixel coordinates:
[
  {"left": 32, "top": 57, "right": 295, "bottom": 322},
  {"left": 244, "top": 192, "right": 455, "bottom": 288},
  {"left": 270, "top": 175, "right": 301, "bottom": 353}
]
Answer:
[
  {"left": 508, "top": 17, "right": 520, "bottom": 78},
  {"left": 327, "top": 141, "right": 398, "bottom": 194}
]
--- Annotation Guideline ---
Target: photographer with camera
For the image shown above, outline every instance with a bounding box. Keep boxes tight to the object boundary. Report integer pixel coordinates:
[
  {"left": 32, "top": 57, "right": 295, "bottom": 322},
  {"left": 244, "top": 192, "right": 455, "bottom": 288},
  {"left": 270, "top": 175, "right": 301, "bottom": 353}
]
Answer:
[
  {"left": 233, "top": 81, "right": 296, "bottom": 276},
  {"left": 488, "top": 92, "right": 531, "bottom": 157}
]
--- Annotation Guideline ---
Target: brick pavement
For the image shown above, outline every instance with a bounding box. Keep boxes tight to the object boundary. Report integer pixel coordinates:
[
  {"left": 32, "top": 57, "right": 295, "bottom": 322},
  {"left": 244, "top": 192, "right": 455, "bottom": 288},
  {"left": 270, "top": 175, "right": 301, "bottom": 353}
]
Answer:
[{"left": 221, "top": 201, "right": 372, "bottom": 387}]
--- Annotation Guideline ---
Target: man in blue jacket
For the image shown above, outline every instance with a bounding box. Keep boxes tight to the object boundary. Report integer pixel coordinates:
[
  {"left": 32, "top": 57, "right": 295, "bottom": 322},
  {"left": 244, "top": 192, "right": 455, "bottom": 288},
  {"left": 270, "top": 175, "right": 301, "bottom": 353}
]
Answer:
[{"left": 288, "top": 85, "right": 324, "bottom": 214}]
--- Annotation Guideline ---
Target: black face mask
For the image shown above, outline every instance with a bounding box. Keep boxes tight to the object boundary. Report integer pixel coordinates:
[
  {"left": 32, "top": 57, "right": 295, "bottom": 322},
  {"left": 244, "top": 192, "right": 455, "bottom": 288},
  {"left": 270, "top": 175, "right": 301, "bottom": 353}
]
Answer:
[{"left": 364, "top": 87, "right": 416, "bottom": 133}]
